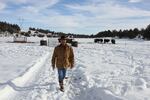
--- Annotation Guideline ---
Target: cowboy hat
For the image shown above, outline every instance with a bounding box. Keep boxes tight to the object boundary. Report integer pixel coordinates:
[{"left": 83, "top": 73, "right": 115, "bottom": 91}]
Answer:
[{"left": 58, "top": 35, "right": 68, "bottom": 40}]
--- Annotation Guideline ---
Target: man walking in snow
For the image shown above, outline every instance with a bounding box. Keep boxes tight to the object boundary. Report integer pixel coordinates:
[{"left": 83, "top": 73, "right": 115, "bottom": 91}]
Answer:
[{"left": 51, "top": 35, "right": 74, "bottom": 92}]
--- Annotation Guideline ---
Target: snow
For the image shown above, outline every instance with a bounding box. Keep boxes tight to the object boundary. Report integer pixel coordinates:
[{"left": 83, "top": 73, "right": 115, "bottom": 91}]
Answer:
[
  {"left": 0, "top": 40, "right": 49, "bottom": 83},
  {"left": 0, "top": 37, "right": 150, "bottom": 100}
]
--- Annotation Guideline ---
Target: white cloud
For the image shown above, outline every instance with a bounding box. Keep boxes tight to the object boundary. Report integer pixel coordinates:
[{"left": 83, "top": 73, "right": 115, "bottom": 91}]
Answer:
[
  {"left": 129, "top": 0, "right": 143, "bottom": 3},
  {"left": 12, "top": 0, "right": 27, "bottom": 4},
  {"left": 102, "top": 3, "right": 150, "bottom": 18},
  {"left": 0, "top": 0, "right": 150, "bottom": 34},
  {"left": 66, "top": 2, "right": 150, "bottom": 19},
  {"left": 21, "top": 6, "right": 39, "bottom": 14},
  {"left": 16, "top": 1, "right": 150, "bottom": 34},
  {"left": 35, "top": 15, "right": 79, "bottom": 28},
  {"left": 24, "top": 0, "right": 59, "bottom": 14},
  {"left": 1, "top": 0, "right": 59, "bottom": 12},
  {"left": 0, "top": 2, "right": 6, "bottom": 10},
  {"left": 61, "top": 1, "right": 150, "bottom": 33}
]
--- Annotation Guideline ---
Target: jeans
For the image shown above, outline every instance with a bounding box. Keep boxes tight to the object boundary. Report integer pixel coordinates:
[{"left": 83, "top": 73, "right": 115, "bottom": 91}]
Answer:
[{"left": 58, "top": 68, "right": 66, "bottom": 81}]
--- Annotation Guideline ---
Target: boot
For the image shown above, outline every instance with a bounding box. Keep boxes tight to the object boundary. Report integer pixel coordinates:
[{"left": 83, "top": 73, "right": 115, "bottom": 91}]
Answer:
[{"left": 59, "top": 81, "right": 64, "bottom": 92}]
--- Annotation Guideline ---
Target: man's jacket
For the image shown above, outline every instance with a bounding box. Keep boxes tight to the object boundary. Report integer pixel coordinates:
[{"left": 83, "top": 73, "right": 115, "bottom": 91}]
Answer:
[{"left": 51, "top": 44, "right": 74, "bottom": 69}]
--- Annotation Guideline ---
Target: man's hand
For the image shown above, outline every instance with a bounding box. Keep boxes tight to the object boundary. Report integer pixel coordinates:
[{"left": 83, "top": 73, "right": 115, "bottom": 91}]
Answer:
[
  {"left": 52, "top": 66, "right": 55, "bottom": 70},
  {"left": 53, "top": 67, "right": 55, "bottom": 70},
  {"left": 70, "top": 65, "right": 74, "bottom": 69}
]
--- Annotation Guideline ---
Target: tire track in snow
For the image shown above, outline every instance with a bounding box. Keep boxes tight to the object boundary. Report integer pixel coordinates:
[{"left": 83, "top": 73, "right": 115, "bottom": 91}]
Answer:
[
  {"left": 13, "top": 51, "right": 75, "bottom": 100},
  {"left": 12, "top": 51, "right": 59, "bottom": 100},
  {"left": 0, "top": 52, "right": 51, "bottom": 100}
]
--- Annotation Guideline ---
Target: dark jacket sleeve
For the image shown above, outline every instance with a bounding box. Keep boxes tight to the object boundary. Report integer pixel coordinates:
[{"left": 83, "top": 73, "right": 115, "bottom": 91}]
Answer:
[
  {"left": 69, "top": 47, "right": 74, "bottom": 68},
  {"left": 51, "top": 47, "right": 57, "bottom": 69}
]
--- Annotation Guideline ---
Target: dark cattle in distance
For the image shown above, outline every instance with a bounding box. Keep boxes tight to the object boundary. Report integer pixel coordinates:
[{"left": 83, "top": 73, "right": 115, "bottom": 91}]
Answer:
[
  {"left": 94, "top": 39, "right": 99, "bottom": 43},
  {"left": 99, "top": 39, "right": 103, "bottom": 43},
  {"left": 111, "top": 39, "right": 116, "bottom": 44},
  {"left": 94, "top": 39, "right": 103, "bottom": 43},
  {"left": 94, "top": 38, "right": 116, "bottom": 44},
  {"left": 104, "top": 39, "right": 110, "bottom": 43}
]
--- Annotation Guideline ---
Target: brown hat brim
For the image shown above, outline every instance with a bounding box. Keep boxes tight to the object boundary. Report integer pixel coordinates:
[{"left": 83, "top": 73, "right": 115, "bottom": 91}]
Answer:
[{"left": 58, "top": 38, "right": 67, "bottom": 40}]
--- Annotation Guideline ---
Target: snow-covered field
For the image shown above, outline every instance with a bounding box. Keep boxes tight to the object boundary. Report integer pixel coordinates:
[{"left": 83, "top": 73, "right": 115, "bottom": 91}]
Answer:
[{"left": 0, "top": 37, "right": 150, "bottom": 100}]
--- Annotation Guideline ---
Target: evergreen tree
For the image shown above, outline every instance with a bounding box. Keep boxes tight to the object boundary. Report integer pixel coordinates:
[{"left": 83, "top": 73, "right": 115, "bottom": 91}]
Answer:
[
  {"left": 143, "top": 24, "right": 150, "bottom": 40},
  {"left": 0, "top": 21, "right": 20, "bottom": 33}
]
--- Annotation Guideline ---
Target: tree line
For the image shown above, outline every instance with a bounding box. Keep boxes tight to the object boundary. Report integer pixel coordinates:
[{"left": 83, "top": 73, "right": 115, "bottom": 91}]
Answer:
[
  {"left": 92, "top": 24, "right": 150, "bottom": 40},
  {"left": 0, "top": 21, "right": 20, "bottom": 33},
  {"left": 29, "top": 27, "right": 89, "bottom": 38},
  {"left": 0, "top": 21, "right": 150, "bottom": 40}
]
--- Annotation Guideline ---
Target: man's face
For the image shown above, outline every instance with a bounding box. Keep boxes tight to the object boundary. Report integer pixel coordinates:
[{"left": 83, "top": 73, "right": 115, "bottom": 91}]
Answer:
[{"left": 60, "top": 39, "right": 66, "bottom": 45}]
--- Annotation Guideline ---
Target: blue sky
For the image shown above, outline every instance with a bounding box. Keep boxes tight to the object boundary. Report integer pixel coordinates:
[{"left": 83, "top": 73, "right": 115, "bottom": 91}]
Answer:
[{"left": 0, "top": 0, "right": 150, "bottom": 34}]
